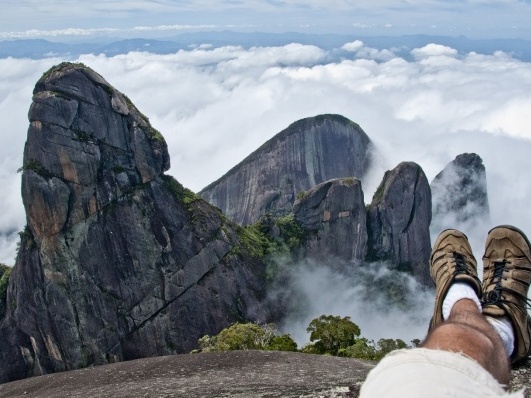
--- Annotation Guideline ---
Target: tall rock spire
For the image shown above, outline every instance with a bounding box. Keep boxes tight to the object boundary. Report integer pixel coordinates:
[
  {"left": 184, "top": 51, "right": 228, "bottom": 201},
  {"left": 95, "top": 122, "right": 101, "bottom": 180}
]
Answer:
[
  {"left": 0, "top": 63, "right": 267, "bottom": 382},
  {"left": 367, "top": 162, "right": 432, "bottom": 286},
  {"left": 430, "top": 153, "right": 490, "bottom": 237}
]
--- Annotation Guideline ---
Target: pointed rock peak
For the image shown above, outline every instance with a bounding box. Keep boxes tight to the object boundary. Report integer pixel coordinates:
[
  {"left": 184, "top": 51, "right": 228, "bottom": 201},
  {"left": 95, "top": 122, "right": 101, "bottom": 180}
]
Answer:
[
  {"left": 371, "top": 161, "right": 424, "bottom": 205},
  {"left": 450, "top": 153, "right": 485, "bottom": 170},
  {"left": 22, "top": 62, "right": 170, "bottom": 241},
  {"left": 1, "top": 64, "right": 268, "bottom": 383},
  {"left": 253, "top": 114, "right": 370, "bottom": 166},
  {"left": 368, "top": 161, "right": 432, "bottom": 286},
  {"left": 200, "top": 114, "right": 372, "bottom": 225},
  {"left": 431, "top": 152, "right": 489, "bottom": 232}
]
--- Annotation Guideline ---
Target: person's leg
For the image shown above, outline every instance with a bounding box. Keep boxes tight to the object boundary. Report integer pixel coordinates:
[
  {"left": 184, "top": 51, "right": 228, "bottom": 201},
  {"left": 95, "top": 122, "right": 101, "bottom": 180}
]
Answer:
[
  {"left": 423, "top": 225, "right": 531, "bottom": 385},
  {"left": 481, "top": 225, "right": 531, "bottom": 365},
  {"left": 422, "top": 298, "right": 510, "bottom": 385},
  {"left": 425, "top": 228, "right": 513, "bottom": 385},
  {"left": 359, "top": 228, "right": 527, "bottom": 397}
]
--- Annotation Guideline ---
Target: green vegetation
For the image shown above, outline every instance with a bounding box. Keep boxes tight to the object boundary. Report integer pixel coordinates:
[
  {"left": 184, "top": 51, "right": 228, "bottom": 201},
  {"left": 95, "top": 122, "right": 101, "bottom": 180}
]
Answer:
[
  {"left": 198, "top": 323, "right": 297, "bottom": 352},
  {"left": 236, "top": 224, "right": 271, "bottom": 259},
  {"left": 40, "top": 62, "right": 88, "bottom": 81},
  {"left": 16, "top": 225, "right": 36, "bottom": 253},
  {"left": 17, "top": 159, "right": 54, "bottom": 179},
  {"left": 313, "top": 114, "right": 361, "bottom": 130},
  {"left": 233, "top": 213, "right": 307, "bottom": 262},
  {"left": 340, "top": 337, "right": 408, "bottom": 361},
  {"left": 144, "top": 125, "right": 165, "bottom": 143},
  {"left": 342, "top": 177, "right": 356, "bottom": 187},
  {"left": 296, "top": 190, "right": 309, "bottom": 201},
  {"left": 271, "top": 214, "right": 307, "bottom": 252},
  {"left": 198, "top": 314, "right": 419, "bottom": 362},
  {"left": 162, "top": 175, "right": 200, "bottom": 208},
  {"left": 73, "top": 129, "right": 92, "bottom": 143},
  {"left": 112, "top": 165, "right": 127, "bottom": 174},
  {"left": 372, "top": 178, "right": 387, "bottom": 203},
  {"left": 0, "top": 264, "right": 11, "bottom": 297},
  {"left": 305, "top": 315, "right": 360, "bottom": 356}
]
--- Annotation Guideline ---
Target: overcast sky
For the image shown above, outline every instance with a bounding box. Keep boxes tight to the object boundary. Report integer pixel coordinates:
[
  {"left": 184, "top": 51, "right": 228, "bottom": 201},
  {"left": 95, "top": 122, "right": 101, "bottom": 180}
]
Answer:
[{"left": 2, "top": 0, "right": 531, "bottom": 39}]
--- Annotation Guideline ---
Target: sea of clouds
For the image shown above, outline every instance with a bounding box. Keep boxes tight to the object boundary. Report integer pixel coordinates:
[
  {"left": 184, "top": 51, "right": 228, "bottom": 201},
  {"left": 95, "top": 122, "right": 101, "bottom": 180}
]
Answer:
[{"left": 1, "top": 39, "right": 530, "bottom": 342}]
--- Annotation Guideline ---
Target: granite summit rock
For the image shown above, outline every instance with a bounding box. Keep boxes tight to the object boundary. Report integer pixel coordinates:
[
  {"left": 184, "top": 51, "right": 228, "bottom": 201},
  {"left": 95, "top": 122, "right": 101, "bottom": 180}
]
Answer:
[
  {"left": 200, "top": 115, "right": 373, "bottom": 226},
  {"left": 0, "top": 63, "right": 267, "bottom": 383},
  {"left": 430, "top": 153, "right": 490, "bottom": 234},
  {"left": 367, "top": 162, "right": 432, "bottom": 286},
  {"left": 293, "top": 178, "right": 368, "bottom": 263}
]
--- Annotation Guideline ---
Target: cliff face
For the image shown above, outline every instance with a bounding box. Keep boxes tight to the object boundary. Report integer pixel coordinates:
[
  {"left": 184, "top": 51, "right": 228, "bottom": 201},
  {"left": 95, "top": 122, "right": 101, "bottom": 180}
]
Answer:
[
  {"left": 430, "top": 153, "right": 490, "bottom": 234},
  {"left": 199, "top": 115, "right": 372, "bottom": 226},
  {"left": 0, "top": 63, "right": 267, "bottom": 383},
  {"left": 367, "top": 162, "right": 432, "bottom": 286},
  {"left": 293, "top": 178, "right": 367, "bottom": 263}
]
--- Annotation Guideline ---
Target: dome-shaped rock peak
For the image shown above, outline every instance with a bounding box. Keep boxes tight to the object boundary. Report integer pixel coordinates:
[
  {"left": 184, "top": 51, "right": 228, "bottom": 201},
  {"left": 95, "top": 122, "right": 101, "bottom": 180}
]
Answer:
[{"left": 200, "top": 114, "right": 373, "bottom": 226}]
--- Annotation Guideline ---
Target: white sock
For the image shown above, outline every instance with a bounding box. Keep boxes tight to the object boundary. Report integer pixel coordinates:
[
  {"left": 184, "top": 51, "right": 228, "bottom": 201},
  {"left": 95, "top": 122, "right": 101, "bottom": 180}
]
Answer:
[
  {"left": 442, "top": 282, "right": 482, "bottom": 320},
  {"left": 486, "top": 316, "right": 515, "bottom": 357}
]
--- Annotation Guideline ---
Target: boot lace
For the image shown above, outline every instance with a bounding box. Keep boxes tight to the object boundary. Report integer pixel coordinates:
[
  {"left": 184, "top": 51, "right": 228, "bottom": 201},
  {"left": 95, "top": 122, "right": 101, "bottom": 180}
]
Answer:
[
  {"left": 453, "top": 251, "right": 468, "bottom": 274},
  {"left": 482, "top": 259, "right": 531, "bottom": 310}
]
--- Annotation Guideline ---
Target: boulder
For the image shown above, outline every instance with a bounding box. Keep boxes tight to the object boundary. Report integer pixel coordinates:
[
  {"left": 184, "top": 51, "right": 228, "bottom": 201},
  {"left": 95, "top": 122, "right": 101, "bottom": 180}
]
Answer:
[{"left": 293, "top": 178, "right": 368, "bottom": 263}]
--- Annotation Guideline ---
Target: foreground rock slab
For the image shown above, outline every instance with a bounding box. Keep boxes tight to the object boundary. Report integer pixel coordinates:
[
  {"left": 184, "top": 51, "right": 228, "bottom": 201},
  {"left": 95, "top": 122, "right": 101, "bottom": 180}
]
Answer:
[
  {"left": 0, "top": 351, "right": 529, "bottom": 398},
  {"left": 0, "top": 351, "right": 373, "bottom": 398}
]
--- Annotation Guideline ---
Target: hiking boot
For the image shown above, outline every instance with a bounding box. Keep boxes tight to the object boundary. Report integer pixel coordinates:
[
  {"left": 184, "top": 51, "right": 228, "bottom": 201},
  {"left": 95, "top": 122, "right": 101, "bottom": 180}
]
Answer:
[
  {"left": 429, "top": 229, "right": 482, "bottom": 331},
  {"left": 482, "top": 225, "right": 531, "bottom": 364}
]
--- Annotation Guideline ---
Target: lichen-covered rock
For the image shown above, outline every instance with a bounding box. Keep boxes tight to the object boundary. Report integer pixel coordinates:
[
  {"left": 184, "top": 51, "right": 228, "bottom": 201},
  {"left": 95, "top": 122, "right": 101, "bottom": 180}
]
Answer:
[
  {"left": 293, "top": 178, "right": 367, "bottom": 263},
  {"left": 0, "top": 63, "right": 267, "bottom": 383},
  {"left": 430, "top": 153, "right": 490, "bottom": 235},
  {"left": 367, "top": 162, "right": 432, "bottom": 286},
  {"left": 200, "top": 115, "right": 373, "bottom": 226}
]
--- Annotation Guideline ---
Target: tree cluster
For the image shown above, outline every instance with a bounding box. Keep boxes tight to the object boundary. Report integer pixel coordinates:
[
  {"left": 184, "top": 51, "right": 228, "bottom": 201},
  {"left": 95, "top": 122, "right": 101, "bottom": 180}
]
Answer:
[
  {"left": 197, "top": 314, "right": 420, "bottom": 361},
  {"left": 198, "top": 323, "right": 297, "bottom": 353}
]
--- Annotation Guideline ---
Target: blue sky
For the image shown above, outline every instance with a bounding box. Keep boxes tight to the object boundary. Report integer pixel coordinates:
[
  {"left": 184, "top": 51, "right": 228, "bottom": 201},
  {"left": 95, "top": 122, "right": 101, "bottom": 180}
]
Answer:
[{"left": 2, "top": 0, "right": 531, "bottom": 40}]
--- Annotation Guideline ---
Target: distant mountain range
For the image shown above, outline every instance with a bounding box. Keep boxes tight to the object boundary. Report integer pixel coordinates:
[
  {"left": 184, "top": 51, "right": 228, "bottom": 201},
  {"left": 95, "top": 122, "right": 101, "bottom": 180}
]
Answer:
[{"left": 2, "top": 31, "right": 531, "bottom": 61}]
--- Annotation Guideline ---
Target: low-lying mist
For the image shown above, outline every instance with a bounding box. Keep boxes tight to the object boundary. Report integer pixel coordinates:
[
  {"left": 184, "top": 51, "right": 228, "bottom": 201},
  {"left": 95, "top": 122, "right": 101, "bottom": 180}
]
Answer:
[{"left": 267, "top": 257, "right": 434, "bottom": 347}]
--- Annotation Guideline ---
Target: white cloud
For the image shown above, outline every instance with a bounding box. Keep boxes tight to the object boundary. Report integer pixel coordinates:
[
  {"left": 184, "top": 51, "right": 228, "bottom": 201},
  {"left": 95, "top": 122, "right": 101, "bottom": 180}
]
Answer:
[
  {"left": 269, "top": 259, "right": 433, "bottom": 345},
  {"left": 411, "top": 43, "right": 459, "bottom": 59},
  {"left": 342, "top": 40, "right": 364, "bottom": 52},
  {"left": 1, "top": 39, "right": 531, "bottom": 333}
]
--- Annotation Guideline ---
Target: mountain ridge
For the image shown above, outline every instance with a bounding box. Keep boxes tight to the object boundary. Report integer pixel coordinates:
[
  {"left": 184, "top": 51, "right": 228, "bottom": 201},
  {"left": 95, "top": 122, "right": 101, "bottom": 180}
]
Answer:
[{"left": 2, "top": 33, "right": 531, "bottom": 61}]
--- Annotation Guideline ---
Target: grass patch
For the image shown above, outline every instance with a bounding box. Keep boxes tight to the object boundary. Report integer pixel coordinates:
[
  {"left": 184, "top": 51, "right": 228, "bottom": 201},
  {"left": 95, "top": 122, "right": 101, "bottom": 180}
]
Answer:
[
  {"left": 236, "top": 223, "right": 271, "bottom": 259},
  {"left": 296, "top": 190, "right": 309, "bottom": 201},
  {"left": 162, "top": 175, "right": 200, "bottom": 208}
]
